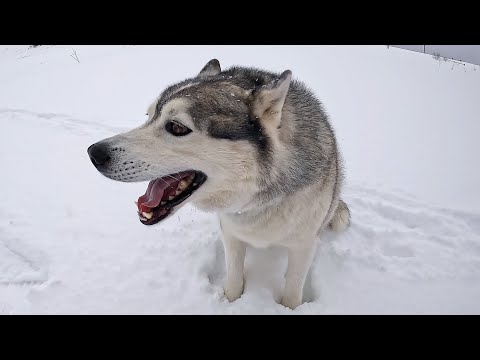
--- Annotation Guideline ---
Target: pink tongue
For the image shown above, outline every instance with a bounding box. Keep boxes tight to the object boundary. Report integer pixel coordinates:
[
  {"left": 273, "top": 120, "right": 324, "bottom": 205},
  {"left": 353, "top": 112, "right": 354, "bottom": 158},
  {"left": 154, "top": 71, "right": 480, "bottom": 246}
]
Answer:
[
  {"left": 137, "top": 172, "right": 193, "bottom": 214},
  {"left": 137, "top": 177, "right": 177, "bottom": 213}
]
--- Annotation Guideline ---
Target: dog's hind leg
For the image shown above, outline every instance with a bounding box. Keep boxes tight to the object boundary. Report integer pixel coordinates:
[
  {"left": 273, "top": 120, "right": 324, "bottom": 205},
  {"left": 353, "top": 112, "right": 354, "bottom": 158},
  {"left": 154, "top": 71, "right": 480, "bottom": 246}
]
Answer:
[
  {"left": 281, "top": 242, "right": 317, "bottom": 310},
  {"left": 221, "top": 231, "right": 246, "bottom": 303}
]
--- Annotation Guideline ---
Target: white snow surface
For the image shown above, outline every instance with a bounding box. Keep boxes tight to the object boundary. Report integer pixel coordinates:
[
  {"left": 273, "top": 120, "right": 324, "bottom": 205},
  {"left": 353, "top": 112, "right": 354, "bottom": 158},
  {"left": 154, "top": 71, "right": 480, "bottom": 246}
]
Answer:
[{"left": 1, "top": 45, "right": 480, "bottom": 314}]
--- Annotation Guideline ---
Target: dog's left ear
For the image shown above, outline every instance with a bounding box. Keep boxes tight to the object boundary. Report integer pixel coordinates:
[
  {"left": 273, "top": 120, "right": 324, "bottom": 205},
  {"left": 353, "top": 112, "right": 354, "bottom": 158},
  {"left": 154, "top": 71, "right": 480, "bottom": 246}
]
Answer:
[
  {"left": 198, "top": 59, "right": 221, "bottom": 78},
  {"left": 252, "top": 70, "right": 292, "bottom": 129}
]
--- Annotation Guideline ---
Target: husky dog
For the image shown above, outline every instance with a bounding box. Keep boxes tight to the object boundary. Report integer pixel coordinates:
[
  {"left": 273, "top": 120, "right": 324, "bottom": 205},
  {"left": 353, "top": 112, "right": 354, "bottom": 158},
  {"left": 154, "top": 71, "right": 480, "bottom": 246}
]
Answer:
[{"left": 87, "top": 59, "right": 350, "bottom": 309}]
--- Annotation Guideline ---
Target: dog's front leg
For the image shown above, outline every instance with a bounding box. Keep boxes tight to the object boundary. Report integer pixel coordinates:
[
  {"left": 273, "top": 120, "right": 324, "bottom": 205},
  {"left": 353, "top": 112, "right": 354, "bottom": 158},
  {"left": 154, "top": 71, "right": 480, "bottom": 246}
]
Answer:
[
  {"left": 281, "top": 243, "right": 316, "bottom": 310},
  {"left": 221, "top": 231, "right": 246, "bottom": 302}
]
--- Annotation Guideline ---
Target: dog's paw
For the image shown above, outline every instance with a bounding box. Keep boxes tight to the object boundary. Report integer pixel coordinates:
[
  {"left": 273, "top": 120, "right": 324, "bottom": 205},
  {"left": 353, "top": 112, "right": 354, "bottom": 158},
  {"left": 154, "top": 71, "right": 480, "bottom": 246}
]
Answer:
[
  {"left": 280, "top": 296, "right": 302, "bottom": 310},
  {"left": 224, "top": 279, "right": 244, "bottom": 303}
]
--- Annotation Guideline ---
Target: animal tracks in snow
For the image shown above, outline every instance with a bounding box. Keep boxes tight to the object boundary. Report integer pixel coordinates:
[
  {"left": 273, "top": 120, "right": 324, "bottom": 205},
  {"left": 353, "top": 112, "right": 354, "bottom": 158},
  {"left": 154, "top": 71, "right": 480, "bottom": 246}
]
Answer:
[
  {"left": 0, "top": 230, "right": 49, "bottom": 286},
  {"left": 0, "top": 108, "right": 126, "bottom": 137},
  {"left": 331, "top": 185, "right": 480, "bottom": 280}
]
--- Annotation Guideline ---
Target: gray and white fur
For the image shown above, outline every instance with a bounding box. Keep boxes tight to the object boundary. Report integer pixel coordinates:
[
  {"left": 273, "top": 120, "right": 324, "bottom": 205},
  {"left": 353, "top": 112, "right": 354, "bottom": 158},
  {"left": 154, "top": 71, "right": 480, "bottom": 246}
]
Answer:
[{"left": 87, "top": 59, "right": 351, "bottom": 309}]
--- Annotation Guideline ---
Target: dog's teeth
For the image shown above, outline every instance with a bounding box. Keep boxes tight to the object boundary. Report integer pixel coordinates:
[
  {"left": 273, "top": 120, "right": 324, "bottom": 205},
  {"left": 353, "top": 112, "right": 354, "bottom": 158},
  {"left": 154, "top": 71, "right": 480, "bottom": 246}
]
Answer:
[
  {"left": 142, "top": 212, "right": 153, "bottom": 220},
  {"left": 161, "top": 201, "right": 166, "bottom": 205},
  {"left": 178, "top": 180, "right": 188, "bottom": 190},
  {"left": 175, "top": 189, "right": 182, "bottom": 196},
  {"left": 168, "top": 195, "right": 175, "bottom": 200}
]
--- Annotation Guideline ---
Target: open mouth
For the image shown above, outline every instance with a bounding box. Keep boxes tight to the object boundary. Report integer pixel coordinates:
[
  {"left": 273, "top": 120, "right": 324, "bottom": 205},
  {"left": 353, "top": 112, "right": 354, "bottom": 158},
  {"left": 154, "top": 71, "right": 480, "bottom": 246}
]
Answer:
[{"left": 136, "top": 171, "right": 207, "bottom": 225}]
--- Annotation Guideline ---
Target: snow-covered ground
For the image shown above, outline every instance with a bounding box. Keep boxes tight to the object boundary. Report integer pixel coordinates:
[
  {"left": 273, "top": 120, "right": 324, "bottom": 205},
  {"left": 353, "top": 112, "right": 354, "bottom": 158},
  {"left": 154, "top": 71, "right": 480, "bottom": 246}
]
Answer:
[{"left": 1, "top": 45, "right": 480, "bottom": 314}]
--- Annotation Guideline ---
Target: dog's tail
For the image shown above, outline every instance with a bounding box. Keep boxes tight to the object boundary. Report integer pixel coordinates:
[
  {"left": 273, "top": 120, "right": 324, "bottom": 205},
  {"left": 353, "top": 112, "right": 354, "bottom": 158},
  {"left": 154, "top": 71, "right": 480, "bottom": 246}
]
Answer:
[{"left": 329, "top": 199, "right": 351, "bottom": 232}]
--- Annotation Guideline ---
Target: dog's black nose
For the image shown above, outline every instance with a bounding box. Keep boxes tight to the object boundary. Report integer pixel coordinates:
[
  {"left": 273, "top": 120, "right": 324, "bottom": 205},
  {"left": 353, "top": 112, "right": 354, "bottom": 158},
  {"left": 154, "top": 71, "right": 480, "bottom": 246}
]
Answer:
[{"left": 88, "top": 143, "right": 111, "bottom": 167}]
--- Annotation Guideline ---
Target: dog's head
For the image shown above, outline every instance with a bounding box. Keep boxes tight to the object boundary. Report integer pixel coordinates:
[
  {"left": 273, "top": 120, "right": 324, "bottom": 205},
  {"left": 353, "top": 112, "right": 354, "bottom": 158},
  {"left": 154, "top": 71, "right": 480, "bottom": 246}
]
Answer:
[{"left": 88, "top": 59, "right": 292, "bottom": 225}]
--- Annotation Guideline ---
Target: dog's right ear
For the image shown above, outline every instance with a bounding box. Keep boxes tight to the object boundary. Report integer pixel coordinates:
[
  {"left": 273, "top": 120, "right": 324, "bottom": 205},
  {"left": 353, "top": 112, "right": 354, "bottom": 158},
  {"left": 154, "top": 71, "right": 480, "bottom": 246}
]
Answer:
[
  {"left": 251, "top": 70, "right": 292, "bottom": 130},
  {"left": 198, "top": 59, "right": 221, "bottom": 78}
]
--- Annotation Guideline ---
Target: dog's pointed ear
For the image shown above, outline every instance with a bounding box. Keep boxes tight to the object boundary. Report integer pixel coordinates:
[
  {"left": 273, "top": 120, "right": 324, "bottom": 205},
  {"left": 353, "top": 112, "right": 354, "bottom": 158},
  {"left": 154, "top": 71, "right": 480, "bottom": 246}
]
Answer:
[
  {"left": 252, "top": 70, "right": 292, "bottom": 129},
  {"left": 198, "top": 59, "right": 221, "bottom": 78}
]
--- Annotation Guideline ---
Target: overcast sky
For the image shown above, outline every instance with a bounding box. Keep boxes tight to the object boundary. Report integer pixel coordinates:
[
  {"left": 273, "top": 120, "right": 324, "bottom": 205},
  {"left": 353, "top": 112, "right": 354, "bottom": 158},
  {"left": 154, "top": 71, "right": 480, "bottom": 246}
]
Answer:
[{"left": 391, "top": 45, "right": 480, "bottom": 65}]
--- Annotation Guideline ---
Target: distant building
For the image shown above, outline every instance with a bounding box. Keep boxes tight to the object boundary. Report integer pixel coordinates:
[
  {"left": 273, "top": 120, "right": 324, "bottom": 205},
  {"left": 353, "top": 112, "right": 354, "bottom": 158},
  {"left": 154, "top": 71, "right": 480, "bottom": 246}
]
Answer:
[{"left": 390, "top": 45, "right": 480, "bottom": 66}]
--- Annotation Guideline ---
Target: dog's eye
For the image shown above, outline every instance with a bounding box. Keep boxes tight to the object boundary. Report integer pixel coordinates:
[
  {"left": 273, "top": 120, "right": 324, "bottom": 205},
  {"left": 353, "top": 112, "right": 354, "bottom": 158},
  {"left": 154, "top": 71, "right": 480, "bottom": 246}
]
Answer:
[{"left": 165, "top": 121, "right": 192, "bottom": 136}]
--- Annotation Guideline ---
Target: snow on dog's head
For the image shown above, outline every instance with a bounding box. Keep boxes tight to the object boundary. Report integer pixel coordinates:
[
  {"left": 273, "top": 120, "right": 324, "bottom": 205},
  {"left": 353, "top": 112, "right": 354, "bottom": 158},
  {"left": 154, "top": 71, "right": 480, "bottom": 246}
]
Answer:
[{"left": 87, "top": 59, "right": 293, "bottom": 225}]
